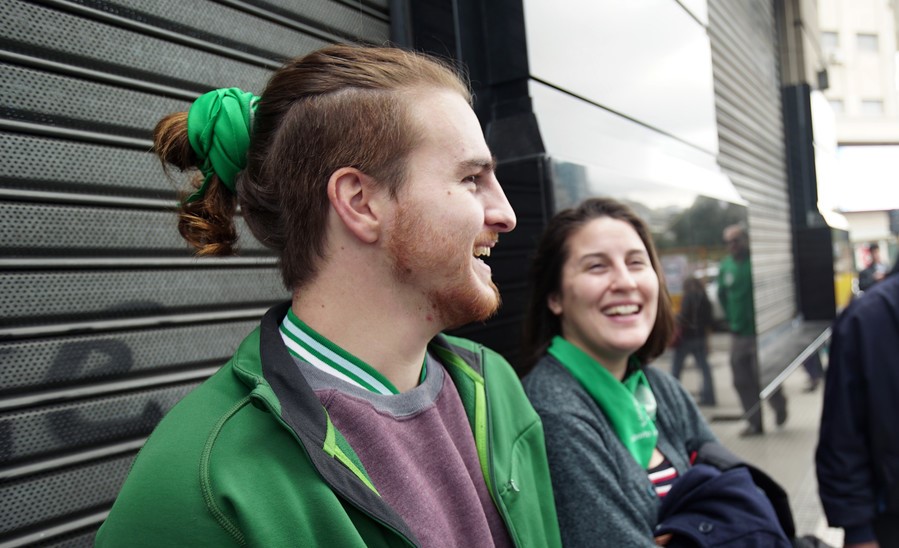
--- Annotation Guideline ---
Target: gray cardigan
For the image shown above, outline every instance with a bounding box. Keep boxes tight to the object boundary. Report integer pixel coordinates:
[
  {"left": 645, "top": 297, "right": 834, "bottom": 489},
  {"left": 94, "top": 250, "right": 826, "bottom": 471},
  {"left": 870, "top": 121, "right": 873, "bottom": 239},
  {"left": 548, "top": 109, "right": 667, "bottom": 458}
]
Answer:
[{"left": 522, "top": 355, "right": 717, "bottom": 547}]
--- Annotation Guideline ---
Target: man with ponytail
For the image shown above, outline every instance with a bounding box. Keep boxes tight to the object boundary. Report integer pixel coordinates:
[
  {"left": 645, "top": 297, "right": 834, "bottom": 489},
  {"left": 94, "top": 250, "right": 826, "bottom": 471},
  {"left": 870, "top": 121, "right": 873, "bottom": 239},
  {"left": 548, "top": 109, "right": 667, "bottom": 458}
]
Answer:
[{"left": 95, "top": 45, "right": 560, "bottom": 547}]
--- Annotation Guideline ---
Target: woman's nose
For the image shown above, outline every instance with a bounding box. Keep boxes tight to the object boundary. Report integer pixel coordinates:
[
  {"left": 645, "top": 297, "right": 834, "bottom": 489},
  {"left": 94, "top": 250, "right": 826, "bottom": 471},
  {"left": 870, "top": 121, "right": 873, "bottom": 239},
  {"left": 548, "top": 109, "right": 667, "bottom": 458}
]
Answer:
[{"left": 609, "top": 264, "right": 638, "bottom": 290}]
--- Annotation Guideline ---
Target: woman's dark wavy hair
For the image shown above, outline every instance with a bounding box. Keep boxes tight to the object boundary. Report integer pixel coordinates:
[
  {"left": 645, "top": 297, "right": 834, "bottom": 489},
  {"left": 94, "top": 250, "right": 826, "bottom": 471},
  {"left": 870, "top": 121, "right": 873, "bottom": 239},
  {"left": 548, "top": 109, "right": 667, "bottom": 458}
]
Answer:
[{"left": 521, "top": 197, "right": 675, "bottom": 374}]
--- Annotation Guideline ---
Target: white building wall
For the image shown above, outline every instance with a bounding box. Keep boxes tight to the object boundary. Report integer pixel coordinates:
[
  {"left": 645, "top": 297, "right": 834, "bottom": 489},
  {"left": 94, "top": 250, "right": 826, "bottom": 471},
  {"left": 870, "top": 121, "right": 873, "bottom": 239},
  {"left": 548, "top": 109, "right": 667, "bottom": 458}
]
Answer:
[{"left": 818, "top": 0, "right": 899, "bottom": 142}]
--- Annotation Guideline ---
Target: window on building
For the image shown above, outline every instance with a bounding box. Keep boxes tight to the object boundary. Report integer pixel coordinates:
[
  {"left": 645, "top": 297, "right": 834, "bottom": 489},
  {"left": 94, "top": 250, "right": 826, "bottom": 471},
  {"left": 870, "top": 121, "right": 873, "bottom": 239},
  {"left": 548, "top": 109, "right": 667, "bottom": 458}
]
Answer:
[
  {"left": 829, "top": 99, "right": 844, "bottom": 113},
  {"left": 857, "top": 33, "right": 879, "bottom": 51},
  {"left": 860, "top": 100, "right": 884, "bottom": 115},
  {"left": 821, "top": 31, "right": 839, "bottom": 51}
]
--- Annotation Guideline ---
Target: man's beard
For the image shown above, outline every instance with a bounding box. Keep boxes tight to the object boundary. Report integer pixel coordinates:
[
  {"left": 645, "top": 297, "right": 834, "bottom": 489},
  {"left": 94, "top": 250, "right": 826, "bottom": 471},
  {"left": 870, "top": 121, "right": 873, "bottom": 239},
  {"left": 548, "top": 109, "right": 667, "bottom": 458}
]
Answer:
[{"left": 387, "top": 203, "right": 501, "bottom": 329}]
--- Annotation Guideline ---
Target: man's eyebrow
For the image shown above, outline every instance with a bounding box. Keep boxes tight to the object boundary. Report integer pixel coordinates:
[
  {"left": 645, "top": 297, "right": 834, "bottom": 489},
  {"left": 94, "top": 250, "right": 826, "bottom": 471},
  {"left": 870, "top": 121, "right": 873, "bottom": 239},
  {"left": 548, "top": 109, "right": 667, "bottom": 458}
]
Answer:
[{"left": 457, "top": 156, "right": 497, "bottom": 174}]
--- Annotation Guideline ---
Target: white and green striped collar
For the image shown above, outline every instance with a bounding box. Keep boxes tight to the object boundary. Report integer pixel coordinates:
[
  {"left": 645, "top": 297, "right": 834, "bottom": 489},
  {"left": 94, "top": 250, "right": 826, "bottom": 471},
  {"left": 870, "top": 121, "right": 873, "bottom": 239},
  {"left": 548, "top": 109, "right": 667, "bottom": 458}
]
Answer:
[{"left": 279, "top": 308, "right": 426, "bottom": 396}]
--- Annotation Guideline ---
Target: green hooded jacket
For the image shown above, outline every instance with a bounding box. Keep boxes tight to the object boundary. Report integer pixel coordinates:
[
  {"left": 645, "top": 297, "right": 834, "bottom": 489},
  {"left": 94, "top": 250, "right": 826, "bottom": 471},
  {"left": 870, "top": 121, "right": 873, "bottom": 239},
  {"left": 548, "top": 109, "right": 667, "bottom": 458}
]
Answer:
[{"left": 96, "top": 303, "right": 561, "bottom": 547}]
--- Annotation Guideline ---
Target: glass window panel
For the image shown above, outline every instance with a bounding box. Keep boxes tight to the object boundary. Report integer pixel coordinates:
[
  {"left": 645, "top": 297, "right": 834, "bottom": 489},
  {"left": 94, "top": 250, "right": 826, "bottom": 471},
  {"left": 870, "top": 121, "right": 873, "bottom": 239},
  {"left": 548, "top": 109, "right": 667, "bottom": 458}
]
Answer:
[
  {"left": 523, "top": 0, "right": 718, "bottom": 153},
  {"left": 857, "top": 33, "right": 879, "bottom": 51},
  {"left": 861, "top": 99, "right": 884, "bottom": 114}
]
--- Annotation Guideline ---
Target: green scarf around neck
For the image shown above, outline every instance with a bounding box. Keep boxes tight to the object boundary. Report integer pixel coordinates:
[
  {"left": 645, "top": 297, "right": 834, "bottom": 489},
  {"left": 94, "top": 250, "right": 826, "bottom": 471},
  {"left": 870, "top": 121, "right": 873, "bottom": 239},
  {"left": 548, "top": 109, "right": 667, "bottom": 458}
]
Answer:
[{"left": 548, "top": 336, "right": 658, "bottom": 469}]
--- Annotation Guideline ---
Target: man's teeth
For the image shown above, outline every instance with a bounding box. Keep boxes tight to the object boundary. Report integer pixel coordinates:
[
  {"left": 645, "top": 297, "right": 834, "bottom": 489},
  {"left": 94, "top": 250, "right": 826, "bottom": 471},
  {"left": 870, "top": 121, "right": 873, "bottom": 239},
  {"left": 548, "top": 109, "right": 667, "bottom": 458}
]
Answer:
[
  {"left": 474, "top": 246, "right": 491, "bottom": 258},
  {"left": 605, "top": 304, "right": 639, "bottom": 316}
]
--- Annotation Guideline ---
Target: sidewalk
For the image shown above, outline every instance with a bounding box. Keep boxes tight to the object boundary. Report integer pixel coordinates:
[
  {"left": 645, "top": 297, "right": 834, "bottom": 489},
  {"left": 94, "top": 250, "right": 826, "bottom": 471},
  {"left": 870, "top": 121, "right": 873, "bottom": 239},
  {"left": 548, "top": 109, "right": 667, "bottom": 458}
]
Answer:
[{"left": 659, "top": 334, "right": 843, "bottom": 546}]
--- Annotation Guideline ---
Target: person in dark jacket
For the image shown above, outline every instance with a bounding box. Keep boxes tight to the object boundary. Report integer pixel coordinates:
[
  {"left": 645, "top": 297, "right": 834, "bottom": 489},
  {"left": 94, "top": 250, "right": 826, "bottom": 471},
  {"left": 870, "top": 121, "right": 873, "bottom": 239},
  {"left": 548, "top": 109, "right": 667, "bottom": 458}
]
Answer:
[
  {"left": 857, "top": 242, "right": 887, "bottom": 292},
  {"left": 670, "top": 276, "right": 716, "bottom": 405},
  {"left": 816, "top": 265, "right": 899, "bottom": 547}
]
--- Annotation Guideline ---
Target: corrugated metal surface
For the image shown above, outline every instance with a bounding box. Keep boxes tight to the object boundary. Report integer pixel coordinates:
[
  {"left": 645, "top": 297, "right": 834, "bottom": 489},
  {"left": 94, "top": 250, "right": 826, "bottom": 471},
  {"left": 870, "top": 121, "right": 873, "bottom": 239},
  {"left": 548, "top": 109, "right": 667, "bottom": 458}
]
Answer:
[
  {"left": 0, "top": 0, "right": 388, "bottom": 544},
  {"left": 709, "top": 0, "right": 797, "bottom": 334}
]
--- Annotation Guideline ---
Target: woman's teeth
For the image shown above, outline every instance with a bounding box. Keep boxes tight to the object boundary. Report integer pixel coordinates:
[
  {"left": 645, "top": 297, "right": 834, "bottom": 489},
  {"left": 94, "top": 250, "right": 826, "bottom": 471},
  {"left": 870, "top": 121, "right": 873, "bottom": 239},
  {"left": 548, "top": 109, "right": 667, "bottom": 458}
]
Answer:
[{"left": 604, "top": 304, "right": 639, "bottom": 316}]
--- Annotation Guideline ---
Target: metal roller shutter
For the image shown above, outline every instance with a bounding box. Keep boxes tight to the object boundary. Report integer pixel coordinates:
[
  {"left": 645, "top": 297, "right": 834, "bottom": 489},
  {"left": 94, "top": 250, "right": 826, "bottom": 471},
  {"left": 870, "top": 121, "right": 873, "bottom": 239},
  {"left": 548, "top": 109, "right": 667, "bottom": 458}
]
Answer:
[
  {"left": 0, "top": 0, "right": 389, "bottom": 544},
  {"left": 709, "top": 0, "right": 797, "bottom": 334}
]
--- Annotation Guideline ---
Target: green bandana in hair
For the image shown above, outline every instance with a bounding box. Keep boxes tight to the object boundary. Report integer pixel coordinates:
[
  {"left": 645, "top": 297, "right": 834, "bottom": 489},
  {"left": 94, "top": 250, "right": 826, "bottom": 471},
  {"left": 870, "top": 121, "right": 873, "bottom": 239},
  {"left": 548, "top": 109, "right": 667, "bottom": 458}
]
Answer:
[
  {"left": 548, "top": 336, "right": 658, "bottom": 468},
  {"left": 185, "top": 87, "right": 259, "bottom": 203}
]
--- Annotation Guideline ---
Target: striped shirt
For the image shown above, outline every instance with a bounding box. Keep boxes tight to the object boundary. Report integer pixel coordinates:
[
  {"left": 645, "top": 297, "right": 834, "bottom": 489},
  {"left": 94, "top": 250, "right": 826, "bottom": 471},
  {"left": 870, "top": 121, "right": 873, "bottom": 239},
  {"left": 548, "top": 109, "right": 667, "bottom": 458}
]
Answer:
[
  {"left": 647, "top": 455, "right": 678, "bottom": 497},
  {"left": 279, "top": 307, "right": 425, "bottom": 395}
]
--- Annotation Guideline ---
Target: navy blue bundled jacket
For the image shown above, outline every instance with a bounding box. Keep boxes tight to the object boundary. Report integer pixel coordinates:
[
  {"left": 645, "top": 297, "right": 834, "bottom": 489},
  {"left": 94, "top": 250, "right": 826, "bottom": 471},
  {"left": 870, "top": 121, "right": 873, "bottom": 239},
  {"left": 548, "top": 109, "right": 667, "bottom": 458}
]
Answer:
[
  {"left": 655, "top": 464, "right": 790, "bottom": 547},
  {"left": 654, "top": 441, "right": 793, "bottom": 547},
  {"left": 816, "top": 273, "right": 899, "bottom": 544}
]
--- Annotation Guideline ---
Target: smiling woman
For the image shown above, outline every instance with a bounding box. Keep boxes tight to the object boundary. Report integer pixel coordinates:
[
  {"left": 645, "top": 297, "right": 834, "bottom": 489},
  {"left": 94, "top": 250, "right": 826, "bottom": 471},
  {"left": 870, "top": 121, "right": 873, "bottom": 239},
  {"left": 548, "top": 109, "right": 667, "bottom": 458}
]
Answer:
[
  {"left": 546, "top": 216, "right": 661, "bottom": 380},
  {"left": 521, "top": 197, "right": 720, "bottom": 546}
]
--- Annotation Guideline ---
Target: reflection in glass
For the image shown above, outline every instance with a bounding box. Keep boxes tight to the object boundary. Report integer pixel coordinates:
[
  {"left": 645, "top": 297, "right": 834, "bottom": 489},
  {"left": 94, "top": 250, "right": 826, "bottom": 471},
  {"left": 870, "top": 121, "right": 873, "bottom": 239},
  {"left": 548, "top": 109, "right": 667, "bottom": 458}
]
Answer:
[
  {"left": 522, "top": 0, "right": 718, "bottom": 152},
  {"left": 550, "top": 159, "right": 747, "bottom": 325}
]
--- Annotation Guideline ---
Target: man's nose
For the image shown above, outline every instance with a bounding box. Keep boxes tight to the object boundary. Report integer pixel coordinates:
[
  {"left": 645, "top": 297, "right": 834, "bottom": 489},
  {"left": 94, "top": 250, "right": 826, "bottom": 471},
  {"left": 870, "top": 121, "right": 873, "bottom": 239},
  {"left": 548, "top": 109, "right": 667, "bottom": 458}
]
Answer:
[{"left": 484, "top": 177, "right": 517, "bottom": 233}]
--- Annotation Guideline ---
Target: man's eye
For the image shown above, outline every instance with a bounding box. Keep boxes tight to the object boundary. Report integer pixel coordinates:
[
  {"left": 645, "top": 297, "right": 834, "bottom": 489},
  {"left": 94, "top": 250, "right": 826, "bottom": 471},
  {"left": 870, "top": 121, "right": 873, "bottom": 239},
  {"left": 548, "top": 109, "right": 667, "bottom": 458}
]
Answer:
[
  {"left": 462, "top": 175, "right": 479, "bottom": 185},
  {"left": 588, "top": 263, "right": 607, "bottom": 271}
]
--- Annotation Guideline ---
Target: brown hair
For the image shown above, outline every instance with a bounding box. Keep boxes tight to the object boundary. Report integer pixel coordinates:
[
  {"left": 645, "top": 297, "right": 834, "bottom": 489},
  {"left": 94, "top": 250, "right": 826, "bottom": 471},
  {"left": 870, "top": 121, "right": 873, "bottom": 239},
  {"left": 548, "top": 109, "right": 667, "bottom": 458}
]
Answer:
[
  {"left": 153, "top": 44, "right": 470, "bottom": 290},
  {"left": 683, "top": 276, "right": 705, "bottom": 296},
  {"left": 521, "top": 197, "right": 675, "bottom": 373}
]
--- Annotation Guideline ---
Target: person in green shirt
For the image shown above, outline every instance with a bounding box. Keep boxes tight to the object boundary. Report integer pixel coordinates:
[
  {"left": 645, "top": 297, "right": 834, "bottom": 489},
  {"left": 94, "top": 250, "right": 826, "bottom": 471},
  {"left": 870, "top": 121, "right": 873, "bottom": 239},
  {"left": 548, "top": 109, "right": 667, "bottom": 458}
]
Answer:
[
  {"left": 96, "top": 44, "right": 560, "bottom": 547},
  {"left": 717, "top": 224, "right": 787, "bottom": 436}
]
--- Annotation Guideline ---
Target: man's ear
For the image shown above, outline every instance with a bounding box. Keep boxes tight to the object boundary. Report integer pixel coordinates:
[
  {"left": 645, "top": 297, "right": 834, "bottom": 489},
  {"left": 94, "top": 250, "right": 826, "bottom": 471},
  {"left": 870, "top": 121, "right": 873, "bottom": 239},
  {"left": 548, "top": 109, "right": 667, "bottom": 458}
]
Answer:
[
  {"left": 547, "top": 292, "right": 563, "bottom": 316},
  {"left": 327, "top": 167, "right": 383, "bottom": 244}
]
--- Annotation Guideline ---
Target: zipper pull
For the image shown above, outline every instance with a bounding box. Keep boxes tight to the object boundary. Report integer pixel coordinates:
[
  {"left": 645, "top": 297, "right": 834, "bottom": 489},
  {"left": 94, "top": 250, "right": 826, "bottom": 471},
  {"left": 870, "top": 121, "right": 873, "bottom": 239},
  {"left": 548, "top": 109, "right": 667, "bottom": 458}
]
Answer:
[{"left": 507, "top": 479, "right": 520, "bottom": 493}]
